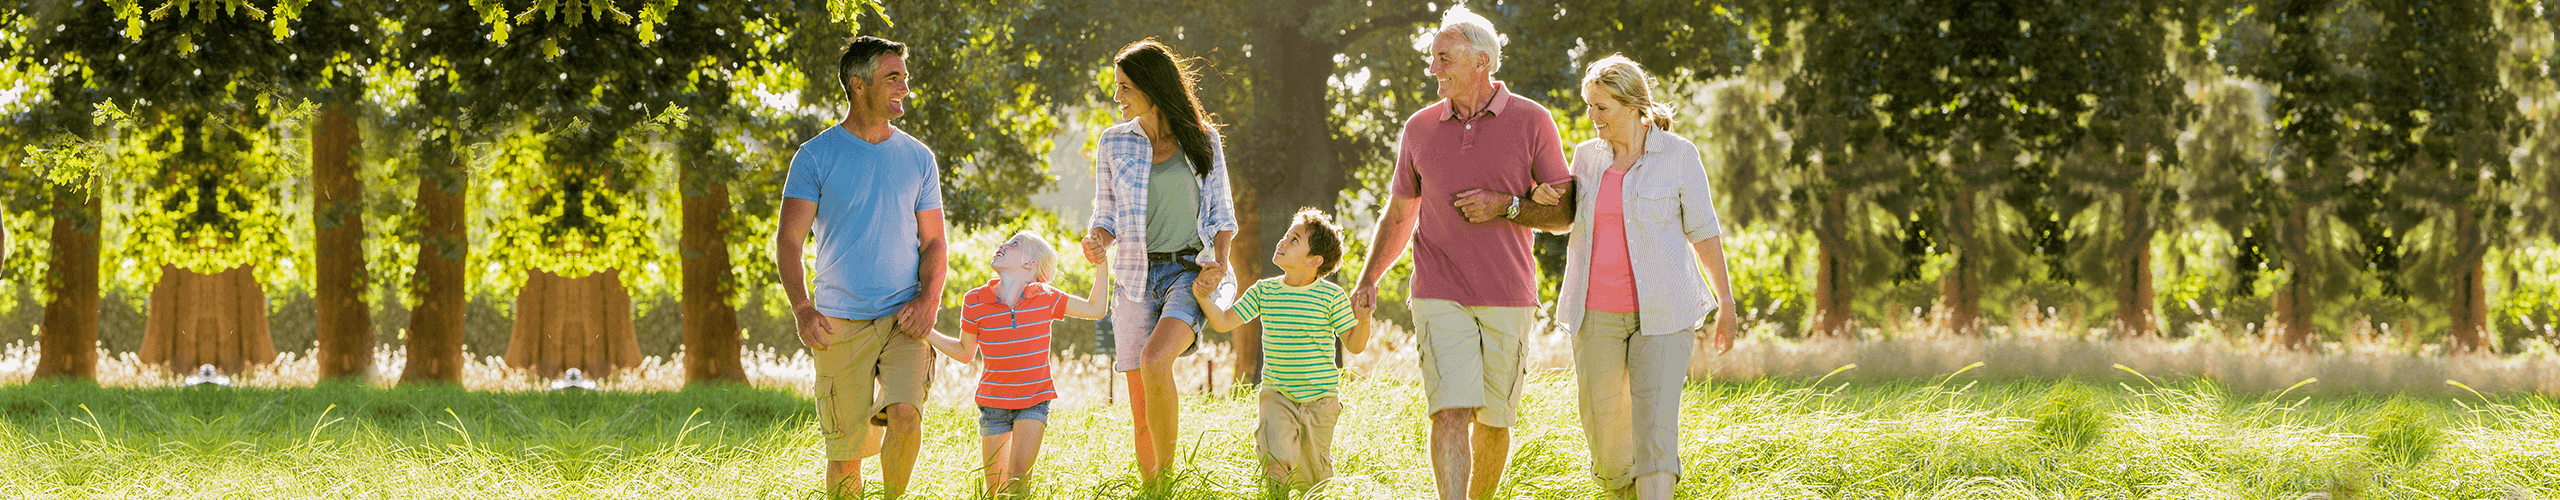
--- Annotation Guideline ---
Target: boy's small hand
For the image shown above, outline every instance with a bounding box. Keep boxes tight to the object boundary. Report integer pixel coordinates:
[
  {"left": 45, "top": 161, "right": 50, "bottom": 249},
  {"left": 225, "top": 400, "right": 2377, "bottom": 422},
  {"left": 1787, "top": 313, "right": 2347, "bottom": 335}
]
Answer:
[
  {"left": 1351, "top": 293, "right": 1376, "bottom": 319},
  {"left": 1529, "top": 181, "right": 1567, "bottom": 206},
  {"left": 1192, "top": 261, "right": 1226, "bottom": 299},
  {"left": 1081, "top": 228, "right": 1113, "bottom": 265}
]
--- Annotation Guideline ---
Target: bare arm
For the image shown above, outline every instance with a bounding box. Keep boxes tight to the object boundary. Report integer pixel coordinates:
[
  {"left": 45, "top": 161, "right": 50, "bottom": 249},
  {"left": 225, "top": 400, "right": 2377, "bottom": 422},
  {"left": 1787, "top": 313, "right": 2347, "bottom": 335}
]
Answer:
[
  {"left": 1507, "top": 180, "right": 1576, "bottom": 231},
  {"left": 1693, "top": 235, "right": 1741, "bottom": 354},
  {"left": 1352, "top": 195, "right": 1423, "bottom": 310},
  {"left": 1452, "top": 181, "right": 1576, "bottom": 232},
  {"left": 1343, "top": 309, "right": 1375, "bottom": 355},
  {"left": 775, "top": 199, "right": 836, "bottom": 350},
  {"left": 1208, "top": 230, "right": 1236, "bottom": 268},
  {"left": 1062, "top": 267, "right": 1114, "bottom": 319},
  {"left": 923, "top": 328, "right": 978, "bottom": 365}
]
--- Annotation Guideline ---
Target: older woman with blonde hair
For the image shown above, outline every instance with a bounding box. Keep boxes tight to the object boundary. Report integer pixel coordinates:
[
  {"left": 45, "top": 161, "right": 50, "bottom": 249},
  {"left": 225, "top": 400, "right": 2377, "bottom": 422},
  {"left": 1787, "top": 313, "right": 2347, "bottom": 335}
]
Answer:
[{"left": 1530, "top": 54, "right": 1739, "bottom": 500}]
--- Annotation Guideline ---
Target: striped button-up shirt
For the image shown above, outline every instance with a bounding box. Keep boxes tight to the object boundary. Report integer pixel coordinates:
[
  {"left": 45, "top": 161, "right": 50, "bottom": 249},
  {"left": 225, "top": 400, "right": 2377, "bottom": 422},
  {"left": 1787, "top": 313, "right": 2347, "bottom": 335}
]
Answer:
[{"left": 1087, "top": 120, "right": 1239, "bottom": 336}]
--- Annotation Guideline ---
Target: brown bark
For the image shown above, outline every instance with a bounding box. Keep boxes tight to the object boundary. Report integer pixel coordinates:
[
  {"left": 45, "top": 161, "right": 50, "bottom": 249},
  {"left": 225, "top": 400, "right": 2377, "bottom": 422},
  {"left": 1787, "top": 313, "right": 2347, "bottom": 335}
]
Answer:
[
  {"left": 312, "top": 105, "right": 372, "bottom": 379},
  {"left": 400, "top": 166, "right": 468, "bottom": 384},
  {"left": 680, "top": 176, "right": 745, "bottom": 383},
  {"left": 1939, "top": 189, "right": 1981, "bottom": 335},
  {"left": 508, "top": 269, "right": 642, "bottom": 378},
  {"left": 2116, "top": 190, "right": 2157, "bottom": 337},
  {"left": 138, "top": 265, "right": 277, "bottom": 373},
  {"left": 1813, "top": 197, "right": 1854, "bottom": 336},
  {"left": 2447, "top": 209, "right": 2488, "bottom": 352},
  {"left": 2276, "top": 211, "right": 2317, "bottom": 349},
  {"left": 1223, "top": 7, "right": 1348, "bottom": 387},
  {"left": 36, "top": 180, "right": 99, "bottom": 381}
]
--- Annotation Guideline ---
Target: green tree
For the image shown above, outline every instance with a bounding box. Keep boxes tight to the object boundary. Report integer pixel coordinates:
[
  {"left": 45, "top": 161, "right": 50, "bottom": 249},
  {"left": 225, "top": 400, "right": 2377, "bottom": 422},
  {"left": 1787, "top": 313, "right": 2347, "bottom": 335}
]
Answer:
[
  {"left": 8, "top": 0, "right": 366, "bottom": 380},
  {"left": 2361, "top": 0, "right": 2515, "bottom": 351}
]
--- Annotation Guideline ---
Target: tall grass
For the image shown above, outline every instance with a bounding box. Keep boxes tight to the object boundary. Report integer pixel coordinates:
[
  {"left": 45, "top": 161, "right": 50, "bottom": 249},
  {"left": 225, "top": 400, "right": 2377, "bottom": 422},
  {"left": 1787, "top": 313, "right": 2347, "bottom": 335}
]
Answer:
[{"left": 2, "top": 368, "right": 2555, "bottom": 499}]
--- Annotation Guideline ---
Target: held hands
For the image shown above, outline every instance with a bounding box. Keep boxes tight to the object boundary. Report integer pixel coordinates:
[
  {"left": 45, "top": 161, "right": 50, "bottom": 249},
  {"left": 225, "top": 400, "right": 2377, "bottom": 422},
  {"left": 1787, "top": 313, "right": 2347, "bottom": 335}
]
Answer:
[
  {"left": 1529, "top": 181, "right": 1567, "bottom": 207},
  {"left": 1351, "top": 289, "right": 1377, "bottom": 321},
  {"left": 1451, "top": 189, "right": 1517, "bottom": 224},
  {"left": 1351, "top": 284, "right": 1379, "bottom": 313},
  {"left": 1192, "top": 261, "right": 1228, "bottom": 301},
  {"left": 793, "top": 302, "right": 837, "bottom": 351},
  {"left": 1081, "top": 227, "right": 1114, "bottom": 265},
  {"left": 896, "top": 295, "right": 938, "bottom": 339}
]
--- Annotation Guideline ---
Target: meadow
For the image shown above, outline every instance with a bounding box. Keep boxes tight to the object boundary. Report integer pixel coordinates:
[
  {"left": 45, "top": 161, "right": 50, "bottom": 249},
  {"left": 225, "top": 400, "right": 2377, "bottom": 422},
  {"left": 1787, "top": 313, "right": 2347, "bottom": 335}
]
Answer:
[{"left": 1, "top": 357, "right": 2555, "bottom": 500}]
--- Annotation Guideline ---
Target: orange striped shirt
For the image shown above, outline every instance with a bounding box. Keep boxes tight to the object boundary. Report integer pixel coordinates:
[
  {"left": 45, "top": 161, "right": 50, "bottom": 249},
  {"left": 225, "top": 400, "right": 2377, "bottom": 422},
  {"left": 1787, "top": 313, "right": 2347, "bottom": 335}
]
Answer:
[{"left": 960, "top": 280, "right": 1064, "bottom": 409}]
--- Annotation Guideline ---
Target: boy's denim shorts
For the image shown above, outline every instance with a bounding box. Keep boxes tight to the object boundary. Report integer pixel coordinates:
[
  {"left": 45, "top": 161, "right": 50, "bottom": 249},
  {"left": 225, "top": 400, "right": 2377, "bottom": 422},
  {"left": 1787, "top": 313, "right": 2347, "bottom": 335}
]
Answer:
[{"left": 978, "top": 400, "right": 1053, "bottom": 436}]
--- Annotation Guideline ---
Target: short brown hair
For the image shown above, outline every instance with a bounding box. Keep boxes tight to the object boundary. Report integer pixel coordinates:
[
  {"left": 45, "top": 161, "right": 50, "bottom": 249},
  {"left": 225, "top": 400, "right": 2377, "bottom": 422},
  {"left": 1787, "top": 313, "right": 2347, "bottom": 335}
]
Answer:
[{"left": 1292, "top": 208, "right": 1348, "bottom": 276}]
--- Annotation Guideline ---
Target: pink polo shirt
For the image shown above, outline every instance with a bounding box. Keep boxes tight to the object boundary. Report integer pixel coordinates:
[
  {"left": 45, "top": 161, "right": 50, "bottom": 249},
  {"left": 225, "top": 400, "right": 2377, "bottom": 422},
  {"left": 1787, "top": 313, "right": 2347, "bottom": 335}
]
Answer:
[{"left": 1390, "top": 83, "right": 1572, "bottom": 308}]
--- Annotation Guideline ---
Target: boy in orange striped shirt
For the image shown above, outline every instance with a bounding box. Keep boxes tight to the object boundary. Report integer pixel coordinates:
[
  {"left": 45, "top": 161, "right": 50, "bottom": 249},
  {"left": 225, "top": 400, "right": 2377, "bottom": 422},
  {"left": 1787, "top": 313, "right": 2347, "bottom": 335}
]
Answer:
[{"left": 923, "top": 231, "right": 1110, "bottom": 497}]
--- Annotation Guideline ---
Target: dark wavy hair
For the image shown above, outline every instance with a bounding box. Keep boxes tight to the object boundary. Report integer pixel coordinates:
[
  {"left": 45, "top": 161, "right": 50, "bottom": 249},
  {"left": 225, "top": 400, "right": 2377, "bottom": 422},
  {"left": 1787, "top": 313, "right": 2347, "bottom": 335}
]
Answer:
[{"left": 1114, "top": 39, "right": 1216, "bottom": 177}]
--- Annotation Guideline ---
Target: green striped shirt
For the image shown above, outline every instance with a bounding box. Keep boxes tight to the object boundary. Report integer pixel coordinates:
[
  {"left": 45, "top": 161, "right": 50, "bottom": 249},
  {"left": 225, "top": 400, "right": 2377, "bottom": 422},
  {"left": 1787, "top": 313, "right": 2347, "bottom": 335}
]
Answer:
[{"left": 1233, "top": 277, "right": 1356, "bottom": 402}]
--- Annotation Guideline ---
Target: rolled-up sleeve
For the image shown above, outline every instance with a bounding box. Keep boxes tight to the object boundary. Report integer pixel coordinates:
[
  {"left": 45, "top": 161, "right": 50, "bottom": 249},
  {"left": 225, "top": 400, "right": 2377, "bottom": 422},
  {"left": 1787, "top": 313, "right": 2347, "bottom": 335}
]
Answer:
[
  {"left": 1089, "top": 141, "right": 1120, "bottom": 232},
  {"left": 1679, "top": 149, "right": 1724, "bottom": 242},
  {"left": 1200, "top": 131, "right": 1240, "bottom": 234}
]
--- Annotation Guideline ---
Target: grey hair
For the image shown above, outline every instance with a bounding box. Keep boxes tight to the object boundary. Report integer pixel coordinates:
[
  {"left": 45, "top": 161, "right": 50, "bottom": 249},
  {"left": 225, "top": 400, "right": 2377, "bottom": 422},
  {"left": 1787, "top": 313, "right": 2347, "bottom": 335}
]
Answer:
[
  {"left": 1582, "top": 54, "right": 1675, "bottom": 130},
  {"left": 1412, "top": 4, "right": 1506, "bottom": 74}
]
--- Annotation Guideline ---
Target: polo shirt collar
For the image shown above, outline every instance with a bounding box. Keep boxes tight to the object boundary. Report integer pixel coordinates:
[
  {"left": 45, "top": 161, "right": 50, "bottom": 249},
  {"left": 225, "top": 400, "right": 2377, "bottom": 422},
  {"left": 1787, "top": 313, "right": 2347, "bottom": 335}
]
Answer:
[
  {"left": 977, "top": 278, "right": 1053, "bottom": 301},
  {"left": 1440, "top": 81, "right": 1515, "bottom": 122}
]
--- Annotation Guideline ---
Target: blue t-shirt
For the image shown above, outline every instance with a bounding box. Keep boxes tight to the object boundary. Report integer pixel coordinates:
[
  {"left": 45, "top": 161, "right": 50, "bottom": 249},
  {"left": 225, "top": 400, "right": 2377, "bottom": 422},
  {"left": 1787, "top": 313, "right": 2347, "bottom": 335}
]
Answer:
[{"left": 783, "top": 126, "right": 944, "bottom": 320}]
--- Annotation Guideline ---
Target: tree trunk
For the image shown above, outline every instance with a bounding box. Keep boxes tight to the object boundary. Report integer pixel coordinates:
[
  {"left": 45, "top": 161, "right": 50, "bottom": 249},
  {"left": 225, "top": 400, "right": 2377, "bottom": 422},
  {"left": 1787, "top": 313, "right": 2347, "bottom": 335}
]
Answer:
[
  {"left": 680, "top": 174, "right": 745, "bottom": 384},
  {"left": 2116, "top": 190, "right": 2157, "bottom": 337},
  {"left": 36, "top": 180, "right": 99, "bottom": 381},
  {"left": 139, "top": 265, "right": 276, "bottom": 373},
  {"left": 1813, "top": 197, "right": 1854, "bottom": 336},
  {"left": 508, "top": 269, "right": 642, "bottom": 378},
  {"left": 1225, "top": 8, "right": 1349, "bottom": 387},
  {"left": 1939, "top": 189, "right": 1981, "bottom": 335},
  {"left": 400, "top": 164, "right": 468, "bottom": 384},
  {"left": 312, "top": 105, "right": 372, "bottom": 380},
  {"left": 2276, "top": 211, "right": 2317, "bottom": 349},
  {"left": 2447, "top": 209, "right": 2488, "bottom": 352}
]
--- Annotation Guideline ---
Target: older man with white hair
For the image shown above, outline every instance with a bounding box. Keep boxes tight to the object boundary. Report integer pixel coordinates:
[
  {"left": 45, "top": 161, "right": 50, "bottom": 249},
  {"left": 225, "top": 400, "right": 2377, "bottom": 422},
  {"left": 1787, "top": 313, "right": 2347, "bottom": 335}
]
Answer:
[{"left": 1351, "top": 5, "right": 1575, "bottom": 500}]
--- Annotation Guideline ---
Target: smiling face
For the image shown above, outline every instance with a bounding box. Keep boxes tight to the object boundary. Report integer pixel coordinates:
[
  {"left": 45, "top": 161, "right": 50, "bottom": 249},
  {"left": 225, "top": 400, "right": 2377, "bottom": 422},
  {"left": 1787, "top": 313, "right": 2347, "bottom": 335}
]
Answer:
[
  {"left": 1112, "top": 70, "right": 1157, "bottom": 123},
  {"left": 1583, "top": 81, "right": 1642, "bottom": 145},
  {"left": 990, "top": 234, "right": 1051, "bottom": 282},
  {"left": 848, "top": 54, "right": 910, "bottom": 121},
  {"left": 1424, "top": 31, "right": 1489, "bottom": 100}
]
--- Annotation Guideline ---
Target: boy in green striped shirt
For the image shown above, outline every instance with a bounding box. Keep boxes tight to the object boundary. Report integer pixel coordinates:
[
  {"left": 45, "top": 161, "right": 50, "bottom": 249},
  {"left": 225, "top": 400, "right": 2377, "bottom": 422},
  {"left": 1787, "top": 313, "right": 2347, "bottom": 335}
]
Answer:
[{"left": 1194, "top": 208, "right": 1375, "bottom": 490}]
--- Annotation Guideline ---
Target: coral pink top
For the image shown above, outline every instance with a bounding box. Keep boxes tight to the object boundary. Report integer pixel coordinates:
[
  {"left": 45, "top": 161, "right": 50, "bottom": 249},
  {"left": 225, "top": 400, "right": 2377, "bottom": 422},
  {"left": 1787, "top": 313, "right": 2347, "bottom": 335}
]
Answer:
[{"left": 1585, "top": 168, "right": 1640, "bottom": 313}]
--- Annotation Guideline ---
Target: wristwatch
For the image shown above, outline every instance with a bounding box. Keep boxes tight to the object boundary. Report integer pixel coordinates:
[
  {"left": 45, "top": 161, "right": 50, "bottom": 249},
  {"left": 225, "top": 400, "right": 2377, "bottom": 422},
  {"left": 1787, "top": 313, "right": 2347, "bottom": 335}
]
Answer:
[{"left": 1501, "top": 195, "right": 1522, "bottom": 219}]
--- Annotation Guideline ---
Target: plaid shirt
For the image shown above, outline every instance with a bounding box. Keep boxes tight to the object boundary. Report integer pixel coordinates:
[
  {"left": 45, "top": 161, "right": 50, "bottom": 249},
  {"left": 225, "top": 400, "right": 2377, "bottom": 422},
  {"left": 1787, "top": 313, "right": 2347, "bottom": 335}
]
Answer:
[{"left": 1088, "top": 120, "right": 1239, "bottom": 310}]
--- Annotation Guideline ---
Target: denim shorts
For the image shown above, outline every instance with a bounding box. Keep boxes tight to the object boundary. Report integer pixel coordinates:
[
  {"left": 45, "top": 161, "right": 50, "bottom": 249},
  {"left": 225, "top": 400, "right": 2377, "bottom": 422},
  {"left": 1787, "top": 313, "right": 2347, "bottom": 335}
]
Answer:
[
  {"left": 1101, "top": 252, "right": 1206, "bottom": 372},
  {"left": 978, "top": 401, "right": 1053, "bottom": 436}
]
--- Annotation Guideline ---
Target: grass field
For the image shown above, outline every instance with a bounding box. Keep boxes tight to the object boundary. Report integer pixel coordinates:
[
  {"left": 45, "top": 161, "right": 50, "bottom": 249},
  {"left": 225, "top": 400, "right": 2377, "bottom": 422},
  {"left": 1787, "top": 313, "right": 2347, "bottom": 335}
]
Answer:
[{"left": 2, "top": 366, "right": 2556, "bottom": 500}]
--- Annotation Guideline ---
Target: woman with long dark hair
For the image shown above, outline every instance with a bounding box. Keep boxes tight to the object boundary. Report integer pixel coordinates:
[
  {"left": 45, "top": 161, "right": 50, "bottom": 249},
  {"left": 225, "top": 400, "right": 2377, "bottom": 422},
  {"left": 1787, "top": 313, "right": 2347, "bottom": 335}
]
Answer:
[{"left": 1078, "top": 39, "right": 1238, "bottom": 486}]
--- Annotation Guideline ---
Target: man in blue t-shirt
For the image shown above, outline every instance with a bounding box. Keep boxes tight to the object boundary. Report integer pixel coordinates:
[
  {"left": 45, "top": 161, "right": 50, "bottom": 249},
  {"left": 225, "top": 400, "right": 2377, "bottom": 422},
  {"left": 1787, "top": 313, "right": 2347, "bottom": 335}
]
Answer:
[{"left": 774, "top": 35, "right": 947, "bottom": 500}]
